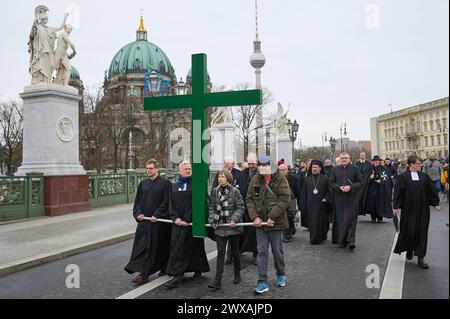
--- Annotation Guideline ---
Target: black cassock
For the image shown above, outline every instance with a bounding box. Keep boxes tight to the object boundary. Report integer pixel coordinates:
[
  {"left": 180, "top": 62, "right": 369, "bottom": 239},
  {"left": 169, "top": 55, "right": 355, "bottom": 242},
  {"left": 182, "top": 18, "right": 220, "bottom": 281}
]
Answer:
[
  {"left": 124, "top": 176, "right": 172, "bottom": 277},
  {"left": 298, "top": 171, "right": 310, "bottom": 228},
  {"left": 166, "top": 181, "right": 210, "bottom": 276},
  {"left": 329, "top": 165, "right": 363, "bottom": 245},
  {"left": 360, "top": 165, "right": 393, "bottom": 219},
  {"left": 393, "top": 171, "right": 440, "bottom": 257},
  {"left": 300, "top": 174, "right": 332, "bottom": 244},
  {"left": 237, "top": 168, "right": 258, "bottom": 254}
]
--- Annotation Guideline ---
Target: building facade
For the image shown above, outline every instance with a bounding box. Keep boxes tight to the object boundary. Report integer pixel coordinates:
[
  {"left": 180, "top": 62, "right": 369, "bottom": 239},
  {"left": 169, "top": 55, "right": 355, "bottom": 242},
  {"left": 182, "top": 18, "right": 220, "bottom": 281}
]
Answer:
[{"left": 371, "top": 97, "right": 449, "bottom": 160}]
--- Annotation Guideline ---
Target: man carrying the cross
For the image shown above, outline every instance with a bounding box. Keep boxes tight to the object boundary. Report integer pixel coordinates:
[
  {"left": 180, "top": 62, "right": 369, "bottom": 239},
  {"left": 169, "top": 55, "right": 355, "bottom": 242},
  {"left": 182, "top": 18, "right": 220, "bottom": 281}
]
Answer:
[{"left": 124, "top": 159, "right": 172, "bottom": 284}]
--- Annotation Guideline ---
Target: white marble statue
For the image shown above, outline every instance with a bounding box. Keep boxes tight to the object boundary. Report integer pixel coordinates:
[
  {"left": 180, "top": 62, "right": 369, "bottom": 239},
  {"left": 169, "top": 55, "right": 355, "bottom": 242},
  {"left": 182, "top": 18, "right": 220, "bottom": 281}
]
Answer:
[
  {"left": 54, "top": 24, "right": 77, "bottom": 86},
  {"left": 276, "top": 102, "right": 289, "bottom": 138},
  {"left": 28, "top": 5, "right": 68, "bottom": 85},
  {"left": 211, "top": 107, "right": 233, "bottom": 126}
]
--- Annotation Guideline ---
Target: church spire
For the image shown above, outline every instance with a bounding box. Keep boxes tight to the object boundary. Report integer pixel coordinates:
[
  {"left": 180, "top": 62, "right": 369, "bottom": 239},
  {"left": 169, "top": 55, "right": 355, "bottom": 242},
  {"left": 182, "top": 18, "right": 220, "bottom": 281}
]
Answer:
[{"left": 136, "top": 9, "right": 148, "bottom": 41}]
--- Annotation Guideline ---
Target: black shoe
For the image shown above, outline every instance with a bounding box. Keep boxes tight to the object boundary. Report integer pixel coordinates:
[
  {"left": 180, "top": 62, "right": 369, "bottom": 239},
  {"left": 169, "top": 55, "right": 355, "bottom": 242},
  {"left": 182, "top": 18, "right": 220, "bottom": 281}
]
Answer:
[
  {"left": 225, "top": 258, "right": 233, "bottom": 265},
  {"left": 165, "top": 276, "right": 181, "bottom": 290},
  {"left": 193, "top": 272, "right": 202, "bottom": 279},
  {"left": 406, "top": 251, "right": 413, "bottom": 260},
  {"left": 158, "top": 270, "right": 167, "bottom": 277},
  {"left": 283, "top": 237, "right": 292, "bottom": 243},
  {"left": 208, "top": 279, "right": 222, "bottom": 290},
  {"left": 417, "top": 257, "right": 429, "bottom": 269},
  {"left": 371, "top": 219, "right": 377, "bottom": 223},
  {"left": 233, "top": 273, "right": 241, "bottom": 284},
  {"left": 348, "top": 243, "right": 356, "bottom": 251}
]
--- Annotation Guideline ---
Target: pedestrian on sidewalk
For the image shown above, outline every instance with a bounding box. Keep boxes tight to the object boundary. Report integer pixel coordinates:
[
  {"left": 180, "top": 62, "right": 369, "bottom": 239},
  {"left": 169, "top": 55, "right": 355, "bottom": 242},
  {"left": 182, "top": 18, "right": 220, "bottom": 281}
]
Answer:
[
  {"left": 165, "top": 161, "right": 210, "bottom": 289},
  {"left": 124, "top": 159, "right": 172, "bottom": 284},
  {"left": 422, "top": 151, "right": 443, "bottom": 194},
  {"left": 394, "top": 154, "right": 441, "bottom": 269},
  {"left": 329, "top": 153, "right": 363, "bottom": 251},
  {"left": 246, "top": 155, "right": 290, "bottom": 295},
  {"left": 208, "top": 169, "right": 245, "bottom": 290}
]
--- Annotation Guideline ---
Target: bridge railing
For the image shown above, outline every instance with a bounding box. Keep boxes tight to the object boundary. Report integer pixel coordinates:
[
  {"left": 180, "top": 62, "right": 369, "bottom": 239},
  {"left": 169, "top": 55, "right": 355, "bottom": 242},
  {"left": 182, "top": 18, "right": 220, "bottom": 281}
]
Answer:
[{"left": 0, "top": 173, "right": 45, "bottom": 221}]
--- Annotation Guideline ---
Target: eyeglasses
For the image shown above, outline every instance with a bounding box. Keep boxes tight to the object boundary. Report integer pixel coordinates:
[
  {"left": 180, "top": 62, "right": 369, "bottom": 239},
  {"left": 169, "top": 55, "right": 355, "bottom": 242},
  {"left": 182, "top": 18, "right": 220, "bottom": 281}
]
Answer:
[{"left": 413, "top": 162, "right": 422, "bottom": 165}]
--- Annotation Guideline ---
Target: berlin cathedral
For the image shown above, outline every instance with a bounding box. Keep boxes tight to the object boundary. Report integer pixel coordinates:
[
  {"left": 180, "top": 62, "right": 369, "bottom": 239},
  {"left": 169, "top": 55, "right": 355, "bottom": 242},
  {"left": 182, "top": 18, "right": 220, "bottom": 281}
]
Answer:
[{"left": 72, "top": 14, "right": 212, "bottom": 172}]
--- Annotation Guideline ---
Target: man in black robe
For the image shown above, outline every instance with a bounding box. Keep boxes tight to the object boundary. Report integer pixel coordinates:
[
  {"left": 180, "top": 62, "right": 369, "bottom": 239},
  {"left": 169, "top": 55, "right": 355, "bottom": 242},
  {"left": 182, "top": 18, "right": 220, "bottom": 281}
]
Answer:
[
  {"left": 323, "top": 159, "right": 333, "bottom": 178},
  {"left": 236, "top": 153, "right": 259, "bottom": 264},
  {"left": 299, "top": 159, "right": 312, "bottom": 228},
  {"left": 393, "top": 154, "right": 441, "bottom": 269},
  {"left": 300, "top": 160, "right": 332, "bottom": 244},
  {"left": 329, "top": 153, "right": 363, "bottom": 250},
  {"left": 279, "top": 164, "right": 301, "bottom": 242},
  {"left": 360, "top": 155, "right": 393, "bottom": 223},
  {"left": 124, "top": 159, "right": 172, "bottom": 284},
  {"left": 165, "top": 162, "right": 210, "bottom": 289},
  {"left": 356, "top": 152, "right": 371, "bottom": 177}
]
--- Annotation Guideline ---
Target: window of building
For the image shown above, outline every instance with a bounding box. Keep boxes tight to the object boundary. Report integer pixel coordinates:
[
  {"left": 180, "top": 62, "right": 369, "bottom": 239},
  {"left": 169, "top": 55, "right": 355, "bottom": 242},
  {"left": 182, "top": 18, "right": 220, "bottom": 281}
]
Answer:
[
  {"left": 424, "top": 122, "right": 428, "bottom": 131},
  {"left": 444, "top": 135, "right": 448, "bottom": 145},
  {"left": 437, "top": 135, "right": 441, "bottom": 145},
  {"left": 401, "top": 126, "right": 404, "bottom": 135},
  {"left": 431, "top": 136, "right": 435, "bottom": 146},
  {"left": 385, "top": 142, "right": 388, "bottom": 151},
  {"left": 425, "top": 136, "right": 428, "bottom": 147},
  {"left": 430, "top": 121, "right": 434, "bottom": 131},
  {"left": 401, "top": 140, "right": 404, "bottom": 149}
]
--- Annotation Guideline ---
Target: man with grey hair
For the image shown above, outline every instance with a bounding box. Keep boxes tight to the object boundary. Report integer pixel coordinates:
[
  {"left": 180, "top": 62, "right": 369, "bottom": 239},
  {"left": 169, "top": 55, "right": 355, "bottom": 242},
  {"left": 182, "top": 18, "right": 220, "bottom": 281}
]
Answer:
[
  {"left": 422, "top": 151, "right": 442, "bottom": 193},
  {"left": 329, "top": 153, "right": 363, "bottom": 251},
  {"left": 212, "top": 156, "right": 241, "bottom": 189}
]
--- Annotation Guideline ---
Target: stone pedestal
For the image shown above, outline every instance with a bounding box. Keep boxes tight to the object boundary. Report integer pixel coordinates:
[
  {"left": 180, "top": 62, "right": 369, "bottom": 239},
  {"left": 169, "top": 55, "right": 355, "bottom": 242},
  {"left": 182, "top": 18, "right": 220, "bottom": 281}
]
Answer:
[
  {"left": 277, "top": 137, "right": 293, "bottom": 167},
  {"left": 45, "top": 175, "right": 89, "bottom": 216},
  {"left": 210, "top": 124, "right": 235, "bottom": 171},
  {"left": 17, "top": 84, "right": 88, "bottom": 216},
  {"left": 16, "top": 84, "right": 85, "bottom": 176}
]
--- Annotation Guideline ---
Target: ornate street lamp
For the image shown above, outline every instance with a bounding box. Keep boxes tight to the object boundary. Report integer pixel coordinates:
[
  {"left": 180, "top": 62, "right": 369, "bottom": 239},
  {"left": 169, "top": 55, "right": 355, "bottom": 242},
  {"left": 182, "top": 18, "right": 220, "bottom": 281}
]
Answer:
[
  {"left": 322, "top": 132, "right": 328, "bottom": 160},
  {"left": 287, "top": 119, "right": 299, "bottom": 165},
  {"left": 340, "top": 123, "right": 347, "bottom": 153},
  {"left": 329, "top": 136, "right": 337, "bottom": 159},
  {"left": 148, "top": 69, "right": 162, "bottom": 95}
]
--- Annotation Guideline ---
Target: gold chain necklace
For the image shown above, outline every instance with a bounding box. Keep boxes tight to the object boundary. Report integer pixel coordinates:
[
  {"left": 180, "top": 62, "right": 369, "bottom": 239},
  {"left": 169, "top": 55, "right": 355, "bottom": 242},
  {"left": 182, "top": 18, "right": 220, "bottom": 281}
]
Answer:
[{"left": 312, "top": 174, "right": 320, "bottom": 195}]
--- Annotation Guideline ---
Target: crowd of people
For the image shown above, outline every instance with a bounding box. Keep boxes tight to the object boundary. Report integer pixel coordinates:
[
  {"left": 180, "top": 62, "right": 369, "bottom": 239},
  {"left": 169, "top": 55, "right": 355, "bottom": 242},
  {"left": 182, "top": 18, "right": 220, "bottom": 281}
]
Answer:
[{"left": 124, "top": 150, "right": 446, "bottom": 294}]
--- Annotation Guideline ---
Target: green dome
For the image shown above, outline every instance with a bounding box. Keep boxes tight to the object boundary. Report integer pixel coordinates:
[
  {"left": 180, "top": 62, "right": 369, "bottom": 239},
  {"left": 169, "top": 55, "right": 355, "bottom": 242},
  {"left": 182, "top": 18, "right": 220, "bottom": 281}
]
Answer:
[
  {"left": 71, "top": 66, "right": 80, "bottom": 80},
  {"left": 108, "top": 40, "right": 175, "bottom": 78}
]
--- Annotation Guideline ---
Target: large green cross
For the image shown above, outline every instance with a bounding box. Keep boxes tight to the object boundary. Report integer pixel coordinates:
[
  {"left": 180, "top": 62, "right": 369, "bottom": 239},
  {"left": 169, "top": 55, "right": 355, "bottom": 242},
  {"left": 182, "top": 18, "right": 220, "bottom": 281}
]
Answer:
[{"left": 144, "top": 53, "right": 262, "bottom": 237}]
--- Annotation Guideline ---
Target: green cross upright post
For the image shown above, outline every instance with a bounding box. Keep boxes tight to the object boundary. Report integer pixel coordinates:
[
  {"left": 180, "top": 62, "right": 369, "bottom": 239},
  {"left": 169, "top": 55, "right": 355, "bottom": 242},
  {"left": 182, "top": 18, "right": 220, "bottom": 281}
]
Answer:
[{"left": 144, "top": 53, "right": 262, "bottom": 237}]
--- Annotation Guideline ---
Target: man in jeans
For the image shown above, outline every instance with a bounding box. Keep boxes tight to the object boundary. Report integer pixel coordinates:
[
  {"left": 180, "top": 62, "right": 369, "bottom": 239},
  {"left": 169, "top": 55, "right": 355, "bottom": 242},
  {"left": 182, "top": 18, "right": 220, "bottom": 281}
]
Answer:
[
  {"left": 246, "top": 155, "right": 291, "bottom": 294},
  {"left": 422, "top": 151, "right": 442, "bottom": 193}
]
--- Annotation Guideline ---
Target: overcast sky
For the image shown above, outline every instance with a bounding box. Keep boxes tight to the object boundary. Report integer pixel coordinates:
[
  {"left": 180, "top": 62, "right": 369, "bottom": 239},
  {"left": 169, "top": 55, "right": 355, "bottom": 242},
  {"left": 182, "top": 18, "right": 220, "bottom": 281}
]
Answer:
[{"left": 1, "top": 0, "right": 448, "bottom": 146}]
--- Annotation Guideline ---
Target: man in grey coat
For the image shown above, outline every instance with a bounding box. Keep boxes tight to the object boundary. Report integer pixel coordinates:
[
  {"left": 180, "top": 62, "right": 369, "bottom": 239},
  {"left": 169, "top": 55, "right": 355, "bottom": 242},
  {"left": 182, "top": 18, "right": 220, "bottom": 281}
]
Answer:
[{"left": 422, "top": 151, "right": 442, "bottom": 193}]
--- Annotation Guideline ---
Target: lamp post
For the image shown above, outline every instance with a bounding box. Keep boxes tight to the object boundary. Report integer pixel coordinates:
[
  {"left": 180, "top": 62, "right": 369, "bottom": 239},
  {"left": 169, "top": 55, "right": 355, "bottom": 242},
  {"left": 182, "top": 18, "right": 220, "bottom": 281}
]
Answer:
[
  {"left": 148, "top": 70, "right": 175, "bottom": 180},
  {"left": 266, "top": 127, "right": 271, "bottom": 156},
  {"left": 340, "top": 123, "right": 347, "bottom": 153},
  {"left": 322, "top": 132, "right": 328, "bottom": 160},
  {"left": 286, "top": 119, "right": 299, "bottom": 166},
  {"left": 329, "top": 136, "right": 337, "bottom": 159}
]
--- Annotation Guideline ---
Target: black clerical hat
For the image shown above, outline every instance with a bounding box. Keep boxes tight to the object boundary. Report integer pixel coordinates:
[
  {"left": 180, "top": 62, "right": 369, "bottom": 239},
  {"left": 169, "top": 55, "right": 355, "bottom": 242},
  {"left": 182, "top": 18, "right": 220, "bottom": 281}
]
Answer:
[{"left": 372, "top": 155, "right": 381, "bottom": 161}]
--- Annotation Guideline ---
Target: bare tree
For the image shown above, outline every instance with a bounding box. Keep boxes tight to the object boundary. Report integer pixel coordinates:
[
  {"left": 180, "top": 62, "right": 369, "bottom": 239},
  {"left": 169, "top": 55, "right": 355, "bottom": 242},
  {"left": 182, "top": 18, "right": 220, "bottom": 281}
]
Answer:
[
  {"left": 0, "top": 100, "right": 23, "bottom": 175},
  {"left": 230, "top": 83, "right": 274, "bottom": 158},
  {"left": 79, "top": 86, "right": 109, "bottom": 172}
]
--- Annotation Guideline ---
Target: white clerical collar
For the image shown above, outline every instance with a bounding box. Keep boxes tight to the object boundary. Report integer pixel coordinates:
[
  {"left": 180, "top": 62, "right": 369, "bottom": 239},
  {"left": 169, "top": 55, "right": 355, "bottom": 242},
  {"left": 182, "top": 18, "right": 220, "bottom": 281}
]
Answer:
[{"left": 411, "top": 172, "right": 420, "bottom": 181}]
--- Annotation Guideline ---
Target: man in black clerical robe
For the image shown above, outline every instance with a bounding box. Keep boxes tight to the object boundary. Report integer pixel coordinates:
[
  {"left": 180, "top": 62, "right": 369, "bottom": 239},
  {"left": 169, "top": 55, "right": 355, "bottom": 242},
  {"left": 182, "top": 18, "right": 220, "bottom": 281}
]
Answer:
[
  {"left": 329, "top": 153, "right": 363, "bottom": 250},
  {"left": 360, "top": 155, "right": 394, "bottom": 223},
  {"left": 393, "top": 154, "right": 441, "bottom": 269},
  {"left": 124, "top": 159, "right": 172, "bottom": 284},
  {"left": 165, "top": 162, "right": 210, "bottom": 289},
  {"left": 279, "top": 164, "right": 301, "bottom": 242},
  {"left": 299, "top": 159, "right": 312, "bottom": 228},
  {"left": 300, "top": 160, "right": 332, "bottom": 244}
]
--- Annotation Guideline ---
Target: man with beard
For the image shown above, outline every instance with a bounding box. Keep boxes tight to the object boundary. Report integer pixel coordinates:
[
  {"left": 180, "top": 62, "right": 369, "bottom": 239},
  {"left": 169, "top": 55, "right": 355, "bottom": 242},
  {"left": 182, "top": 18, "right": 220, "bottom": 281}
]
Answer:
[
  {"left": 329, "top": 153, "right": 363, "bottom": 251},
  {"left": 124, "top": 159, "right": 172, "bottom": 284},
  {"left": 394, "top": 155, "right": 441, "bottom": 269},
  {"left": 300, "top": 160, "right": 332, "bottom": 244},
  {"left": 165, "top": 162, "right": 210, "bottom": 289}
]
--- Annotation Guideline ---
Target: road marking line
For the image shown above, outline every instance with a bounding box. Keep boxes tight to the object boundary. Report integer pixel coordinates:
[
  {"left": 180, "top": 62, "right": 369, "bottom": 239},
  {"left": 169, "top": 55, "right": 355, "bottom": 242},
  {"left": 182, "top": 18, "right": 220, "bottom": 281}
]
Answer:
[
  {"left": 379, "top": 232, "right": 405, "bottom": 299},
  {"left": 116, "top": 250, "right": 218, "bottom": 299}
]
